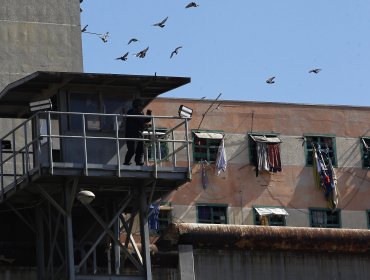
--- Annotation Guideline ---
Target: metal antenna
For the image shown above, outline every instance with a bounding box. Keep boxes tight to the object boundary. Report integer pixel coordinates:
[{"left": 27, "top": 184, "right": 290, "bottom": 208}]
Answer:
[{"left": 197, "top": 93, "right": 222, "bottom": 130}]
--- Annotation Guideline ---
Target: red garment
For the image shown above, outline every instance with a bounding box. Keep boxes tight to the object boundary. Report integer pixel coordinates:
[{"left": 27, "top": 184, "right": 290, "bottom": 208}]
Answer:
[{"left": 267, "top": 144, "right": 282, "bottom": 172}]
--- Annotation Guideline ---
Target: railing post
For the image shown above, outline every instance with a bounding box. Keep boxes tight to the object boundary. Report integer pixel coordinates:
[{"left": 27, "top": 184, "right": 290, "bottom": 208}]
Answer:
[
  {"left": 184, "top": 119, "right": 191, "bottom": 179},
  {"left": 24, "top": 121, "right": 29, "bottom": 175},
  {"left": 82, "top": 114, "right": 88, "bottom": 176},
  {"left": 47, "top": 112, "right": 54, "bottom": 174},
  {"left": 151, "top": 116, "right": 157, "bottom": 178},
  {"left": 12, "top": 129, "right": 17, "bottom": 186},
  {"left": 36, "top": 113, "right": 42, "bottom": 171},
  {"left": 115, "top": 115, "right": 121, "bottom": 177},
  {"left": 0, "top": 139, "right": 3, "bottom": 200},
  {"left": 171, "top": 130, "right": 176, "bottom": 167}
]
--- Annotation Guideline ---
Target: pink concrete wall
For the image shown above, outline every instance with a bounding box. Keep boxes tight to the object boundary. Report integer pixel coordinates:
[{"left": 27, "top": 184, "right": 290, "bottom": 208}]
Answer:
[{"left": 149, "top": 98, "right": 370, "bottom": 212}]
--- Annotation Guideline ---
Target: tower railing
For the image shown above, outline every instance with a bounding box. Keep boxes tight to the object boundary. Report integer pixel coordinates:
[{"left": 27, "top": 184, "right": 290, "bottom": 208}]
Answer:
[{"left": 0, "top": 111, "right": 192, "bottom": 200}]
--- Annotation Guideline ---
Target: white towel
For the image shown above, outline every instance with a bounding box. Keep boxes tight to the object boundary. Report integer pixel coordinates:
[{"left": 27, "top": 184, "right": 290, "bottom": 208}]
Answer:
[{"left": 215, "top": 139, "right": 227, "bottom": 175}]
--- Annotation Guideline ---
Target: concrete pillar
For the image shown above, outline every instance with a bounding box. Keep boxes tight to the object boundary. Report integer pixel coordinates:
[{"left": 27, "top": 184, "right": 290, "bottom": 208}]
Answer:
[
  {"left": 35, "top": 207, "right": 45, "bottom": 280},
  {"left": 178, "top": 245, "right": 196, "bottom": 280}
]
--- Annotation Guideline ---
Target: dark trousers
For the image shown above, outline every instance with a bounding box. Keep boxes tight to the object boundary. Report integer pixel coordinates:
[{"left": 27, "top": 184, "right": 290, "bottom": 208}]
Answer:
[{"left": 124, "top": 140, "right": 144, "bottom": 165}]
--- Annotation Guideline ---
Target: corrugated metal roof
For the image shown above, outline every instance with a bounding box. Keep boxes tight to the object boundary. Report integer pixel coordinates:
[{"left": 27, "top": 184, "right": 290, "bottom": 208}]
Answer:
[
  {"left": 165, "top": 223, "right": 370, "bottom": 253},
  {"left": 250, "top": 135, "right": 282, "bottom": 143},
  {"left": 0, "top": 71, "right": 190, "bottom": 118},
  {"left": 254, "top": 207, "right": 288, "bottom": 216},
  {"left": 194, "top": 132, "right": 224, "bottom": 139}
]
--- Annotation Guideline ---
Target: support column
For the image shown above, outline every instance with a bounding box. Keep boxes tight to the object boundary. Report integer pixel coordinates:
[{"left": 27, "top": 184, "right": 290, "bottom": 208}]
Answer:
[
  {"left": 113, "top": 203, "right": 121, "bottom": 275},
  {"left": 178, "top": 245, "right": 196, "bottom": 280},
  {"left": 65, "top": 185, "right": 75, "bottom": 280},
  {"left": 139, "top": 188, "right": 152, "bottom": 280},
  {"left": 36, "top": 206, "right": 45, "bottom": 280}
]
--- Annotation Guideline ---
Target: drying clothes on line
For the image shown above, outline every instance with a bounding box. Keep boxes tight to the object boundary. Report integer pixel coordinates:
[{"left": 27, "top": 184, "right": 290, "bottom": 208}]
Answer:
[
  {"left": 257, "top": 142, "right": 269, "bottom": 172},
  {"left": 148, "top": 204, "right": 160, "bottom": 230},
  {"left": 201, "top": 160, "right": 209, "bottom": 189},
  {"left": 312, "top": 145, "right": 339, "bottom": 209},
  {"left": 215, "top": 138, "right": 227, "bottom": 176},
  {"left": 255, "top": 142, "right": 282, "bottom": 177},
  {"left": 267, "top": 144, "right": 282, "bottom": 173}
]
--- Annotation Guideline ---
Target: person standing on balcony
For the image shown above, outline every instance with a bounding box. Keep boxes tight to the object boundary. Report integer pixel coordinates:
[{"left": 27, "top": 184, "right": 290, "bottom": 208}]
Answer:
[{"left": 124, "top": 99, "right": 152, "bottom": 165}]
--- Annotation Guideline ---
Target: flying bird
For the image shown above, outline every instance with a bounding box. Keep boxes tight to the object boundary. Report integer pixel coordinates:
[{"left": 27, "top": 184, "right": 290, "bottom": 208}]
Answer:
[
  {"left": 309, "top": 68, "right": 322, "bottom": 74},
  {"left": 266, "top": 77, "right": 275, "bottom": 84},
  {"left": 153, "top": 17, "right": 168, "bottom": 28},
  {"left": 170, "top": 46, "right": 183, "bottom": 58},
  {"left": 81, "top": 24, "right": 88, "bottom": 32},
  {"left": 116, "top": 52, "right": 129, "bottom": 61},
  {"left": 135, "top": 47, "right": 149, "bottom": 58},
  {"left": 127, "top": 38, "right": 139, "bottom": 45},
  {"left": 99, "top": 32, "right": 109, "bottom": 43},
  {"left": 186, "top": 2, "right": 199, "bottom": 8}
]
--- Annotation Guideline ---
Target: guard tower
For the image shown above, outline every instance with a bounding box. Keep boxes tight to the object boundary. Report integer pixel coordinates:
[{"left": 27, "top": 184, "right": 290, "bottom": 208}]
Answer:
[{"left": 0, "top": 71, "right": 192, "bottom": 279}]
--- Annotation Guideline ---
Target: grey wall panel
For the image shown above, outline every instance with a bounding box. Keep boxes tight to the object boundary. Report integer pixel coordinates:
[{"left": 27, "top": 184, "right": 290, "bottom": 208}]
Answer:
[
  {"left": 0, "top": 0, "right": 80, "bottom": 25},
  {"left": 193, "top": 249, "right": 370, "bottom": 280},
  {"left": 0, "top": 0, "right": 83, "bottom": 92}
]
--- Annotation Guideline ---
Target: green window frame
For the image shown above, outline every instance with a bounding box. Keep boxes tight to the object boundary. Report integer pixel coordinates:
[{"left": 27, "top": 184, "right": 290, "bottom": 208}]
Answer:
[
  {"left": 196, "top": 204, "right": 228, "bottom": 224},
  {"left": 248, "top": 132, "right": 280, "bottom": 165},
  {"left": 309, "top": 208, "right": 341, "bottom": 228},
  {"left": 157, "top": 203, "right": 172, "bottom": 232},
  {"left": 304, "top": 134, "right": 337, "bottom": 167},
  {"left": 145, "top": 128, "right": 169, "bottom": 161},
  {"left": 192, "top": 130, "right": 223, "bottom": 162},
  {"left": 253, "top": 206, "right": 287, "bottom": 226},
  {"left": 367, "top": 210, "right": 370, "bottom": 229},
  {"left": 361, "top": 137, "right": 370, "bottom": 168}
]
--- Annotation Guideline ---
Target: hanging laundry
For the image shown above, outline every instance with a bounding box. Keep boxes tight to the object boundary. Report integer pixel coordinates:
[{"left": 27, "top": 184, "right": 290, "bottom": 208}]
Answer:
[
  {"left": 328, "top": 157, "right": 339, "bottom": 209},
  {"left": 148, "top": 204, "right": 160, "bottom": 230},
  {"left": 267, "top": 143, "right": 282, "bottom": 172},
  {"left": 253, "top": 137, "right": 282, "bottom": 177},
  {"left": 256, "top": 142, "right": 269, "bottom": 172},
  {"left": 201, "top": 160, "right": 208, "bottom": 189},
  {"left": 215, "top": 138, "right": 227, "bottom": 176},
  {"left": 312, "top": 144, "right": 339, "bottom": 209}
]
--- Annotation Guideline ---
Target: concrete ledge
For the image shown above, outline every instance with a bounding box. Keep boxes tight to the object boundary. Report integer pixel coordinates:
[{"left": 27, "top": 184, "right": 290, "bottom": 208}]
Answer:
[{"left": 165, "top": 223, "right": 370, "bottom": 253}]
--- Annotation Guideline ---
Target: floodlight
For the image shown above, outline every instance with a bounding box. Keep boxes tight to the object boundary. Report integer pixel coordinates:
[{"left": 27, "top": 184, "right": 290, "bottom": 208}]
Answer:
[
  {"left": 178, "top": 105, "right": 193, "bottom": 119},
  {"left": 77, "top": 190, "right": 95, "bottom": 204},
  {"left": 29, "top": 99, "right": 52, "bottom": 112}
]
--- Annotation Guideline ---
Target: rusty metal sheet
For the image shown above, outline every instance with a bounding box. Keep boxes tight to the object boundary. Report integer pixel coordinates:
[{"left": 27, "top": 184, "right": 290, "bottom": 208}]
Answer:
[{"left": 164, "top": 223, "right": 370, "bottom": 253}]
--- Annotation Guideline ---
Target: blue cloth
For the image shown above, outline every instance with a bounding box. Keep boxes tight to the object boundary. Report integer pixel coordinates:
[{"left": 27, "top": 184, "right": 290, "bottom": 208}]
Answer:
[{"left": 148, "top": 204, "right": 160, "bottom": 230}]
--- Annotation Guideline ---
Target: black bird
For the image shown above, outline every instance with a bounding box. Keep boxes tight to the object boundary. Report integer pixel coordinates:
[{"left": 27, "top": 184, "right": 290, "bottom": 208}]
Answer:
[
  {"left": 99, "top": 32, "right": 109, "bottom": 43},
  {"left": 81, "top": 24, "right": 88, "bottom": 32},
  {"left": 127, "top": 38, "right": 139, "bottom": 45},
  {"left": 153, "top": 17, "right": 168, "bottom": 28},
  {"left": 170, "top": 46, "right": 183, "bottom": 58},
  {"left": 186, "top": 2, "right": 199, "bottom": 8},
  {"left": 116, "top": 52, "right": 129, "bottom": 61},
  {"left": 266, "top": 77, "right": 275, "bottom": 84},
  {"left": 135, "top": 47, "right": 149, "bottom": 58},
  {"left": 80, "top": 0, "right": 83, "bottom": 3},
  {"left": 309, "top": 68, "right": 321, "bottom": 74}
]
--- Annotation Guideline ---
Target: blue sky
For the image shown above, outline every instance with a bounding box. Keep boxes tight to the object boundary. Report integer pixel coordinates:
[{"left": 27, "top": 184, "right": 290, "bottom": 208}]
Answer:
[{"left": 81, "top": 0, "right": 370, "bottom": 106}]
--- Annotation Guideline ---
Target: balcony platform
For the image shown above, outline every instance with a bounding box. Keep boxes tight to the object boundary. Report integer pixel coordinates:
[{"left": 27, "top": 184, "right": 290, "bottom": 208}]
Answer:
[{"left": 1, "top": 163, "right": 190, "bottom": 205}]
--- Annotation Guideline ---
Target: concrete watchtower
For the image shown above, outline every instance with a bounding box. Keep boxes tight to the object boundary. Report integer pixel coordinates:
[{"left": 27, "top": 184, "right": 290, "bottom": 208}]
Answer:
[{"left": 0, "top": 1, "right": 193, "bottom": 279}]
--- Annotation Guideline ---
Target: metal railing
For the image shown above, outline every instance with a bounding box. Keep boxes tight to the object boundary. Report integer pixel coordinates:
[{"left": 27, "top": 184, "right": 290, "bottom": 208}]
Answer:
[{"left": 0, "top": 111, "right": 192, "bottom": 199}]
